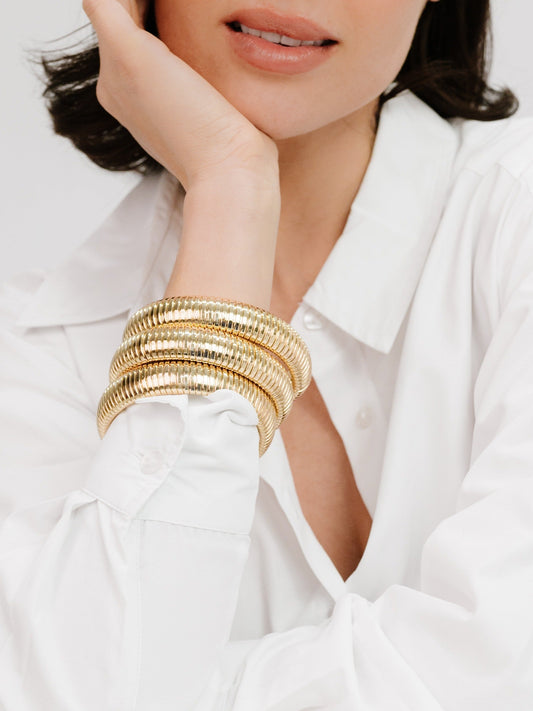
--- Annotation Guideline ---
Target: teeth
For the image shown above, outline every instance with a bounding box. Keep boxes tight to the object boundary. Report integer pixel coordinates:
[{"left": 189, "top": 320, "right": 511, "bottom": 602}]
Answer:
[
  {"left": 262, "top": 30, "right": 283, "bottom": 43},
  {"left": 238, "top": 23, "right": 325, "bottom": 46},
  {"left": 241, "top": 25, "right": 262, "bottom": 37},
  {"left": 279, "top": 35, "right": 303, "bottom": 47}
]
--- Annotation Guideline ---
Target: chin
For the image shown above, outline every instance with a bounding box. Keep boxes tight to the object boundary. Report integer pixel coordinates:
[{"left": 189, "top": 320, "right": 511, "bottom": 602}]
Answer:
[
  {"left": 213, "top": 76, "right": 379, "bottom": 143},
  {"left": 244, "top": 114, "right": 315, "bottom": 141},
  {"left": 222, "top": 93, "right": 335, "bottom": 141}
]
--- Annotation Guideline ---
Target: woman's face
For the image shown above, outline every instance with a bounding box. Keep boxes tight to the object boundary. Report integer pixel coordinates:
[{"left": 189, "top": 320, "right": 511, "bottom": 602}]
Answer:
[{"left": 153, "top": 1, "right": 433, "bottom": 140}]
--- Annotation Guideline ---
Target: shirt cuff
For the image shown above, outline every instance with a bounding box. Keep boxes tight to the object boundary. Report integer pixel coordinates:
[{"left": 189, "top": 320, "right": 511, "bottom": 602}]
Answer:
[{"left": 82, "top": 389, "right": 260, "bottom": 535}]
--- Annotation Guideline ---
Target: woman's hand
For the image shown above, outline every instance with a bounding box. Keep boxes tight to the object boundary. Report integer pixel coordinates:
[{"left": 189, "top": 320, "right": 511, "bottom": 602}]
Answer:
[
  {"left": 82, "top": 0, "right": 279, "bottom": 191},
  {"left": 84, "top": 0, "right": 281, "bottom": 310}
]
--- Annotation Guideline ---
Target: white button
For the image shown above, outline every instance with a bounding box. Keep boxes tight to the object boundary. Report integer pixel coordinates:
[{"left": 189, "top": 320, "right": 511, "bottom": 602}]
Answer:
[
  {"left": 139, "top": 449, "right": 169, "bottom": 476},
  {"left": 303, "top": 309, "right": 324, "bottom": 330},
  {"left": 355, "top": 407, "right": 373, "bottom": 429}
]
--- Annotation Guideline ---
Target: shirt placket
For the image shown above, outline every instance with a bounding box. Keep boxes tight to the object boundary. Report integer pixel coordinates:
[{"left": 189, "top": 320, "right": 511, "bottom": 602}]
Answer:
[{"left": 258, "top": 301, "right": 386, "bottom": 601}]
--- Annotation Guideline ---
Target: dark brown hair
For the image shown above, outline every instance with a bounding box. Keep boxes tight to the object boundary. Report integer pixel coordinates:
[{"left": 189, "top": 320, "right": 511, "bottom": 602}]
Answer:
[{"left": 35, "top": 0, "right": 518, "bottom": 175}]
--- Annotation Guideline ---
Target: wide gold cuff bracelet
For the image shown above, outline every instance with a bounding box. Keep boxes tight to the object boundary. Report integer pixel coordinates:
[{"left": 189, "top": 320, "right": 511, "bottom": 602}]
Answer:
[
  {"left": 97, "top": 361, "right": 277, "bottom": 457},
  {"left": 108, "top": 325, "right": 294, "bottom": 423},
  {"left": 122, "top": 296, "right": 312, "bottom": 398}
]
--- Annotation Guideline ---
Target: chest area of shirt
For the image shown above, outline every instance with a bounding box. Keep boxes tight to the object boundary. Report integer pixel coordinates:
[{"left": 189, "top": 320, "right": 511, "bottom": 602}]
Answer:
[{"left": 278, "top": 378, "right": 373, "bottom": 583}]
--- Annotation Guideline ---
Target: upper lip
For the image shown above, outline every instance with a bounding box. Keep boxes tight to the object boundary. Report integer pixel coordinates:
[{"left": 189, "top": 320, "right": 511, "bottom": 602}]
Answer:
[{"left": 224, "top": 8, "right": 338, "bottom": 42}]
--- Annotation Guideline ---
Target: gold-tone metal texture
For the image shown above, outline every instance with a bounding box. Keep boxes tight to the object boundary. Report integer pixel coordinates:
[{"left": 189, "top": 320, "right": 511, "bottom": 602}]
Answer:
[
  {"left": 97, "top": 361, "right": 277, "bottom": 456},
  {"left": 122, "top": 296, "right": 312, "bottom": 397},
  {"left": 109, "top": 325, "right": 294, "bottom": 422}
]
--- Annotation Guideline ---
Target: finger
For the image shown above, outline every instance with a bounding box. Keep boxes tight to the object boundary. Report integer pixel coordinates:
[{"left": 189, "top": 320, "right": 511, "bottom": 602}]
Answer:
[
  {"left": 117, "top": 0, "right": 147, "bottom": 28},
  {"left": 82, "top": 0, "right": 141, "bottom": 38},
  {"left": 137, "top": 0, "right": 151, "bottom": 27},
  {"left": 112, "top": 0, "right": 150, "bottom": 28}
]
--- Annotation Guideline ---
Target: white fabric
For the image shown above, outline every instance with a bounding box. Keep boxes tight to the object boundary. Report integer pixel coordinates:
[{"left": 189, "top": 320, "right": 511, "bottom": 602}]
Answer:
[{"left": 1, "top": 89, "right": 533, "bottom": 710}]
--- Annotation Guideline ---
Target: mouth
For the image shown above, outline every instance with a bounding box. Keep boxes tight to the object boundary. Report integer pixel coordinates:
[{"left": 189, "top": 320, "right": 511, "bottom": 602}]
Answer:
[
  {"left": 223, "top": 8, "right": 339, "bottom": 46},
  {"left": 222, "top": 7, "right": 339, "bottom": 75},
  {"left": 226, "top": 21, "right": 337, "bottom": 48}
]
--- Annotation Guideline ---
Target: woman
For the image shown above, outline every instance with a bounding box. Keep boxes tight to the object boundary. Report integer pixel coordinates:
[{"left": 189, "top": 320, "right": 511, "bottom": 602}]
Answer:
[{"left": 1, "top": 0, "right": 532, "bottom": 708}]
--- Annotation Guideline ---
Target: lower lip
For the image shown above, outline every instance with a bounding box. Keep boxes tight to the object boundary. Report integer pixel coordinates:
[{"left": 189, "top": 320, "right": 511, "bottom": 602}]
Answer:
[{"left": 225, "top": 26, "right": 337, "bottom": 75}]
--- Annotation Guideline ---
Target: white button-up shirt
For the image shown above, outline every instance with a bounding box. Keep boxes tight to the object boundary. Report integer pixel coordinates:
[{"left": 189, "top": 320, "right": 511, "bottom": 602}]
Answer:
[{"left": 1, "top": 89, "right": 533, "bottom": 710}]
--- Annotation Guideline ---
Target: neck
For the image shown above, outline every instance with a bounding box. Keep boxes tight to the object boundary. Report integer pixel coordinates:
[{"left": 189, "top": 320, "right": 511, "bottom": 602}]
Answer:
[{"left": 271, "top": 98, "right": 380, "bottom": 317}]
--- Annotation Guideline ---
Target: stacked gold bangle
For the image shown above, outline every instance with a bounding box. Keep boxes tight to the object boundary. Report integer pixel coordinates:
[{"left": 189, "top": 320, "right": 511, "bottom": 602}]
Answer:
[{"left": 96, "top": 296, "right": 312, "bottom": 456}]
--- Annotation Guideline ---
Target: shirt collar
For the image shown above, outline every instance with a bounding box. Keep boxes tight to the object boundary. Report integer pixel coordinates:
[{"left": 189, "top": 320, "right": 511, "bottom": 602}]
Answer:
[
  {"left": 16, "top": 90, "right": 458, "bottom": 354},
  {"left": 302, "top": 90, "right": 458, "bottom": 353},
  {"left": 16, "top": 169, "right": 184, "bottom": 329}
]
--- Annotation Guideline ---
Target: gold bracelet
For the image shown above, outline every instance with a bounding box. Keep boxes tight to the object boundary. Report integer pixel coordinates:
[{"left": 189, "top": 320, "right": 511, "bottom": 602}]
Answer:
[
  {"left": 122, "top": 296, "right": 312, "bottom": 398},
  {"left": 109, "top": 325, "right": 294, "bottom": 423},
  {"left": 97, "top": 361, "right": 277, "bottom": 457}
]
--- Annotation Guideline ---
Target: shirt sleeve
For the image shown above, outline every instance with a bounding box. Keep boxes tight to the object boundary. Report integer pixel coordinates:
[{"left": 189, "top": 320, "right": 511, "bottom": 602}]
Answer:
[
  {"left": 2, "top": 169, "right": 533, "bottom": 711},
  {"left": 0, "top": 273, "right": 262, "bottom": 710}
]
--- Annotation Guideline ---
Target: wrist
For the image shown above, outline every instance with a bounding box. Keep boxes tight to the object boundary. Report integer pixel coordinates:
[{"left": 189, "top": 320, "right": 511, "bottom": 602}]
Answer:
[
  {"left": 189, "top": 161, "right": 280, "bottom": 203},
  {"left": 187, "top": 133, "right": 280, "bottom": 196},
  {"left": 184, "top": 170, "right": 281, "bottom": 242},
  {"left": 164, "top": 172, "right": 280, "bottom": 310}
]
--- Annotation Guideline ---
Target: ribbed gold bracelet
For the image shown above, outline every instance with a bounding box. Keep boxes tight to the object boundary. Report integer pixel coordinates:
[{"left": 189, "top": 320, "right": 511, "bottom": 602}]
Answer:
[
  {"left": 109, "top": 325, "right": 295, "bottom": 423},
  {"left": 122, "top": 297, "right": 312, "bottom": 398},
  {"left": 97, "top": 361, "right": 277, "bottom": 457}
]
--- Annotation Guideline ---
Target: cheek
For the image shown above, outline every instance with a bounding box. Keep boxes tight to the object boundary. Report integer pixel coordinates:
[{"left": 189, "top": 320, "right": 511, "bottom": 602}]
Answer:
[
  {"left": 348, "top": 0, "right": 426, "bottom": 85},
  {"left": 153, "top": 0, "right": 209, "bottom": 68}
]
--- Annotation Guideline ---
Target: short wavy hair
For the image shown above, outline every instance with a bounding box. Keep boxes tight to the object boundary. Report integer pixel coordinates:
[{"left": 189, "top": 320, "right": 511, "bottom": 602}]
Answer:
[{"left": 36, "top": 0, "right": 518, "bottom": 175}]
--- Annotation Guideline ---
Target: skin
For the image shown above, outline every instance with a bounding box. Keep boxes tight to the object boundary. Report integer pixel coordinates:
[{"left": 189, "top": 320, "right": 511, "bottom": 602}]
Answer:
[
  {"left": 154, "top": 0, "right": 438, "bottom": 314},
  {"left": 83, "top": 0, "right": 437, "bottom": 575},
  {"left": 84, "top": 0, "right": 437, "bottom": 314}
]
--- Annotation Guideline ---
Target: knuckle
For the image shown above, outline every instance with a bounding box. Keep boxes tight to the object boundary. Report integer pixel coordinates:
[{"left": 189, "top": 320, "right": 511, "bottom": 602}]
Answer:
[
  {"left": 94, "top": 78, "right": 105, "bottom": 103},
  {"left": 82, "top": 0, "right": 100, "bottom": 18},
  {"left": 95, "top": 79, "right": 113, "bottom": 112},
  {"left": 97, "top": 45, "right": 144, "bottom": 91},
  {"left": 107, "top": 41, "right": 145, "bottom": 84}
]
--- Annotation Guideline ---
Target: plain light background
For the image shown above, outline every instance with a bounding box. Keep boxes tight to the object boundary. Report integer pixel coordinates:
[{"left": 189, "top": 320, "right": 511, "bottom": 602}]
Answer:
[{"left": 1, "top": 0, "right": 532, "bottom": 285}]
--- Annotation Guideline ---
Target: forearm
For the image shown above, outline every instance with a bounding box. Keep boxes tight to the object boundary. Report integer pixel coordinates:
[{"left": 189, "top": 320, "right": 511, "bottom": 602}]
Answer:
[{"left": 164, "top": 172, "right": 281, "bottom": 310}]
